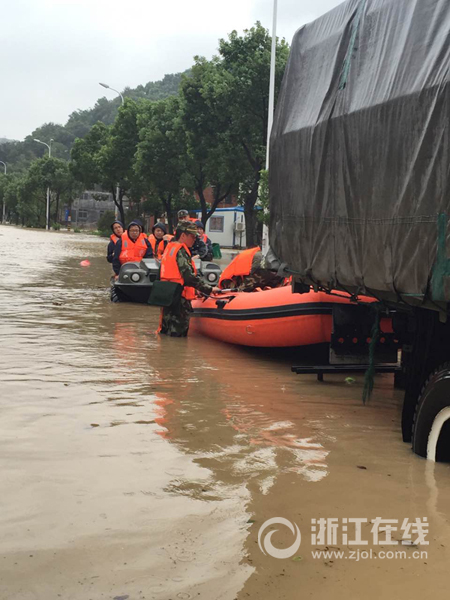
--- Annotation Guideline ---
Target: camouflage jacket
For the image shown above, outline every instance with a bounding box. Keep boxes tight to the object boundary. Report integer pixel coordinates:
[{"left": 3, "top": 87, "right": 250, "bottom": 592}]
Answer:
[
  {"left": 191, "top": 237, "right": 211, "bottom": 261},
  {"left": 221, "top": 251, "right": 284, "bottom": 292},
  {"left": 177, "top": 248, "right": 213, "bottom": 296}
]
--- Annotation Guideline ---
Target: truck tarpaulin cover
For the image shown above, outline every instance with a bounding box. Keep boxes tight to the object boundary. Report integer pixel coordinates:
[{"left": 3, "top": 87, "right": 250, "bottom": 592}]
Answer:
[{"left": 269, "top": 0, "right": 450, "bottom": 303}]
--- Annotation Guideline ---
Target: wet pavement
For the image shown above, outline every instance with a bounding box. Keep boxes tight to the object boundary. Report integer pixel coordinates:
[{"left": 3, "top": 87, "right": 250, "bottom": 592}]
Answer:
[{"left": 1, "top": 225, "right": 450, "bottom": 600}]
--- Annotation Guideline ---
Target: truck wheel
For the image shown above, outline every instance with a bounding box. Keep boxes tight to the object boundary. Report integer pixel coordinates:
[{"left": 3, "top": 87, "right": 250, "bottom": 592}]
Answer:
[{"left": 412, "top": 364, "right": 450, "bottom": 461}]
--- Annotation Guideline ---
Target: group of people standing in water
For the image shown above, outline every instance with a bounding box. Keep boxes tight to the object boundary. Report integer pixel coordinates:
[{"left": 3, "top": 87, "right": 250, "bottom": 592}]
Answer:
[
  {"left": 106, "top": 210, "right": 219, "bottom": 337},
  {"left": 106, "top": 209, "right": 284, "bottom": 337},
  {"left": 107, "top": 211, "right": 214, "bottom": 274}
]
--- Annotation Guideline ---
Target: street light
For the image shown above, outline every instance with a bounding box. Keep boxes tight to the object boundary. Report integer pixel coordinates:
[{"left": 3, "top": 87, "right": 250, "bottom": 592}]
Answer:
[
  {"left": 262, "top": 0, "right": 278, "bottom": 253},
  {"left": 34, "top": 138, "right": 53, "bottom": 157},
  {"left": 0, "top": 161, "right": 6, "bottom": 224},
  {"left": 99, "top": 82, "right": 124, "bottom": 105},
  {"left": 34, "top": 138, "right": 54, "bottom": 230},
  {"left": 99, "top": 82, "right": 124, "bottom": 218}
]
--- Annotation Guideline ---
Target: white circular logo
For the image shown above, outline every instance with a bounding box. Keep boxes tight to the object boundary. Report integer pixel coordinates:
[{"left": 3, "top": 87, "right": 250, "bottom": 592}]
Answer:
[{"left": 258, "top": 517, "right": 301, "bottom": 559}]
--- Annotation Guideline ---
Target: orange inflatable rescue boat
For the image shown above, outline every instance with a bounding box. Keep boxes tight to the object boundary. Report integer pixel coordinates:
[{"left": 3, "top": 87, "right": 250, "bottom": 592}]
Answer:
[{"left": 191, "top": 286, "right": 391, "bottom": 348}]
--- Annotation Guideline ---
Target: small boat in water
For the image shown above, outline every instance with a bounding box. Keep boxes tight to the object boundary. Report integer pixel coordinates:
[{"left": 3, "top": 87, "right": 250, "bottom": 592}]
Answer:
[
  {"left": 191, "top": 285, "right": 390, "bottom": 348},
  {"left": 112, "top": 259, "right": 222, "bottom": 303}
]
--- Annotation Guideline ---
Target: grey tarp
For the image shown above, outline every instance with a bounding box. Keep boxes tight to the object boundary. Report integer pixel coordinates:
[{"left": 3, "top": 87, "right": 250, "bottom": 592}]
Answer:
[{"left": 269, "top": 0, "right": 450, "bottom": 304}]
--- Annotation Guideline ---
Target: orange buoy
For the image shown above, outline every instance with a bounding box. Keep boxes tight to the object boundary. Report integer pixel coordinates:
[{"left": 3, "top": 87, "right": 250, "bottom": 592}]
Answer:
[{"left": 80, "top": 260, "right": 91, "bottom": 267}]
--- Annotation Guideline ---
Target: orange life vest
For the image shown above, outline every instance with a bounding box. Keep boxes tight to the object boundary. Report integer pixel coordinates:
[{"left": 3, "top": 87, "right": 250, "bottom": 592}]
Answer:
[
  {"left": 119, "top": 232, "right": 149, "bottom": 265},
  {"left": 219, "top": 246, "right": 261, "bottom": 288},
  {"left": 110, "top": 233, "right": 121, "bottom": 244},
  {"left": 148, "top": 234, "right": 167, "bottom": 260},
  {"left": 160, "top": 241, "right": 198, "bottom": 300}
]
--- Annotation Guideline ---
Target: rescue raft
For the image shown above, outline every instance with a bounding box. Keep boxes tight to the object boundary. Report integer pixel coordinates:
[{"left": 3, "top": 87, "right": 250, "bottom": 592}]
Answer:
[{"left": 191, "top": 286, "right": 389, "bottom": 348}]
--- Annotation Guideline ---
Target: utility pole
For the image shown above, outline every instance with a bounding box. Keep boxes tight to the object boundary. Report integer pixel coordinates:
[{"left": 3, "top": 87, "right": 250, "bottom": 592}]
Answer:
[
  {"left": 262, "top": 0, "right": 278, "bottom": 254},
  {"left": 0, "top": 161, "right": 6, "bottom": 223},
  {"left": 99, "top": 83, "right": 124, "bottom": 220},
  {"left": 33, "top": 138, "right": 53, "bottom": 230}
]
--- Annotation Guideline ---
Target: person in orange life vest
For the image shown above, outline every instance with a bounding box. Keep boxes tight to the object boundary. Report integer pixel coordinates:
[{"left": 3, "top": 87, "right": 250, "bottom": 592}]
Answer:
[
  {"left": 148, "top": 222, "right": 172, "bottom": 260},
  {"left": 219, "top": 246, "right": 284, "bottom": 292},
  {"left": 194, "top": 220, "right": 213, "bottom": 261},
  {"left": 112, "top": 221, "right": 153, "bottom": 276},
  {"left": 159, "top": 220, "right": 221, "bottom": 337},
  {"left": 107, "top": 220, "right": 124, "bottom": 263}
]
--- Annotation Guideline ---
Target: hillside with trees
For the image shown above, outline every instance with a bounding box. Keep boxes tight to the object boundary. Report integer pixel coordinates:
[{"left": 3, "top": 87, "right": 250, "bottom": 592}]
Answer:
[{"left": 0, "top": 25, "right": 289, "bottom": 243}]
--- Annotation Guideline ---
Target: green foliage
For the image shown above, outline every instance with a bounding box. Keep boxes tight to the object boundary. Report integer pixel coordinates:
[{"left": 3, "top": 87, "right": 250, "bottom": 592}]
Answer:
[
  {"left": 70, "top": 99, "right": 145, "bottom": 223},
  {"left": 0, "top": 157, "right": 78, "bottom": 227},
  {"left": 2, "top": 72, "right": 189, "bottom": 174},
  {"left": 70, "top": 122, "right": 110, "bottom": 188},
  {"left": 179, "top": 59, "right": 241, "bottom": 225},
  {"left": 99, "top": 98, "right": 143, "bottom": 208},
  {"left": 97, "top": 210, "right": 117, "bottom": 236},
  {"left": 135, "top": 96, "right": 192, "bottom": 232},
  {"left": 216, "top": 23, "right": 289, "bottom": 245},
  {"left": 178, "top": 23, "right": 289, "bottom": 245},
  {"left": 1, "top": 27, "right": 289, "bottom": 245}
]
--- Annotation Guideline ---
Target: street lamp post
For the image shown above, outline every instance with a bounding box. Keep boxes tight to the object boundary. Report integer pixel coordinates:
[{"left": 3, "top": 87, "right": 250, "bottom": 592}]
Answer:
[
  {"left": 99, "top": 82, "right": 124, "bottom": 105},
  {"left": 99, "top": 82, "right": 124, "bottom": 219},
  {"left": 34, "top": 138, "right": 53, "bottom": 230},
  {"left": 262, "top": 0, "right": 278, "bottom": 253},
  {"left": 0, "top": 161, "right": 6, "bottom": 224}
]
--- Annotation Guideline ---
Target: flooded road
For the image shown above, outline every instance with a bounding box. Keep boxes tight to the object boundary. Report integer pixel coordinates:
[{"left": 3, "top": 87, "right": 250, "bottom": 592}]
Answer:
[{"left": 1, "top": 225, "right": 450, "bottom": 600}]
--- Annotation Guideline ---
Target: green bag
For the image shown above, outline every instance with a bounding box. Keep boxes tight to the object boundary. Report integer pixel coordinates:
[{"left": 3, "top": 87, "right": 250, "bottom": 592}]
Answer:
[
  {"left": 148, "top": 280, "right": 183, "bottom": 307},
  {"left": 212, "top": 243, "right": 222, "bottom": 259}
]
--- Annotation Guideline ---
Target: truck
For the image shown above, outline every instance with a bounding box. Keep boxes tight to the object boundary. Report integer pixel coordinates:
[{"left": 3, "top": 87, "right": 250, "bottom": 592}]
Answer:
[{"left": 269, "top": 0, "right": 450, "bottom": 460}]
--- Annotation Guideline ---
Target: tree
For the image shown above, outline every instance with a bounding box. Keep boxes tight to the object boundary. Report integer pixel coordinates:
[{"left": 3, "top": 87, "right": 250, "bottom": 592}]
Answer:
[
  {"left": 22, "top": 157, "right": 78, "bottom": 226},
  {"left": 70, "top": 122, "right": 110, "bottom": 183},
  {"left": 25, "top": 123, "right": 75, "bottom": 161},
  {"left": 135, "top": 97, "right": 193, "bottom": 233},
  {"left": 179, "top": 59, "right": 240, "bottom": 226},
  {"left": 197, "top": 23, "right": 289, "bottom": 245},
  {"left": 0, "top": 174, "right": 8, "bottom": 221},
  {"left": 97, "top": 98, "right": 144, "bottom": 223},
  {"left": 47, "top": 160, "right": 79, "bottom": 223},
  {"left": 70, "top": 100, "right": 144, "bottom": 224}
]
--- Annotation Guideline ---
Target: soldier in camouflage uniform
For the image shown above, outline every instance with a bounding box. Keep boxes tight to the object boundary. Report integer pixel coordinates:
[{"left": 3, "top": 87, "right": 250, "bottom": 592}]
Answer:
[
  {"left": 221, "top": 250, "right": 285, "bottom": 292},
  {"left": 177, "top": 209, "right": 209, "bottom": 260},
  {"left": 160, "top": 221, "right": 220, "bottom": 337}
]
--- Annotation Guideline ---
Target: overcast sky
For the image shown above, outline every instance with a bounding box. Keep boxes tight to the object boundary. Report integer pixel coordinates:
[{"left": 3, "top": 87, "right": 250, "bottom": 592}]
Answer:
[{"left": 2, "top": 0, "right": 343, "bottom": 141}]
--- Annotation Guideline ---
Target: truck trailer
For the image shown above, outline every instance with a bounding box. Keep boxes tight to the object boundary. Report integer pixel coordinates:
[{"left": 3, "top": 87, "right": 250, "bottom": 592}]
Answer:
[{"left": 269, "top": 0, "right": 450, "bottom": 459}]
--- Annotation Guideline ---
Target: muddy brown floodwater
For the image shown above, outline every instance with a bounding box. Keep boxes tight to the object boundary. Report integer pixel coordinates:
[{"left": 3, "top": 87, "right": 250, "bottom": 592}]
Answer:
[{"left": 1, "top": 225, "right": 450, "bottom": 600}]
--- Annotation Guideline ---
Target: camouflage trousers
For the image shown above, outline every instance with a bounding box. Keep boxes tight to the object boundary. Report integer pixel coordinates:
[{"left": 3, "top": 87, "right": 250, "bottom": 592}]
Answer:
[{"left": 160, "top": 297, "right": 193, "bottom": 337}]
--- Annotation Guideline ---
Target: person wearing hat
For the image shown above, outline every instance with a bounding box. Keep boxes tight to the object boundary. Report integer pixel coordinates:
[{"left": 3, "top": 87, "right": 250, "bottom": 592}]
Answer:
[
  {"left": 177, "top": 209, "right": 190, "bottom": 222},
  {"left": 112, "top": 221, "right": 153, "bottom": 276},
  {"left": 148, "top": 221, "right": 172, "bottom": 260},
  {"left": 194, "top": 220, "right": 213, "bottom": 261},
  {"left": 177, "top": 209, "right": 208, "bottom": 260},
  {"left": 107, "top": 220, "right": 124, "bottom": 263},
  {"left": 159, "top": 221, "right": 221, "bottom": 337}
]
